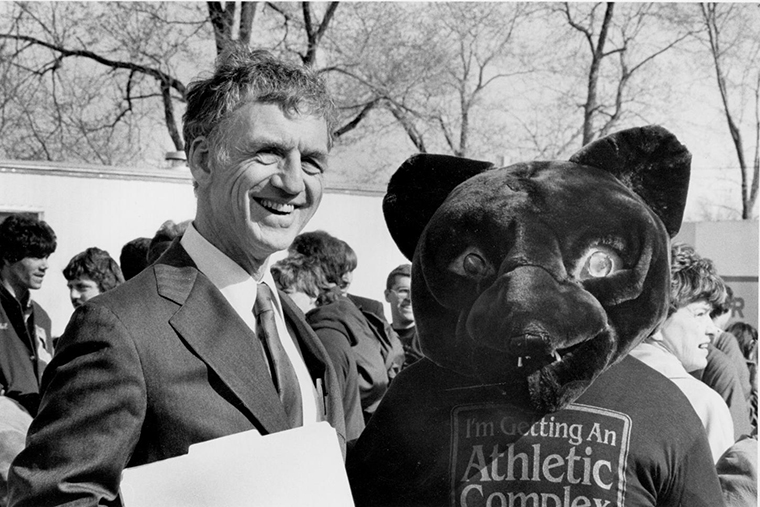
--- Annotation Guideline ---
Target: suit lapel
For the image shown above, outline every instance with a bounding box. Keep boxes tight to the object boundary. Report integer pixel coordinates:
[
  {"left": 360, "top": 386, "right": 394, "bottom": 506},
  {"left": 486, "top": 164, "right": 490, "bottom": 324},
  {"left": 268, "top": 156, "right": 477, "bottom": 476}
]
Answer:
[
  {"left": 280, "top": 291, "right": 346, "bottom": 445},
  {"left": 279, "top": 291, "right": 326, "bottom": 382},
  {"left": 156, "top": 241, "right": 290, "bottom": 433}
]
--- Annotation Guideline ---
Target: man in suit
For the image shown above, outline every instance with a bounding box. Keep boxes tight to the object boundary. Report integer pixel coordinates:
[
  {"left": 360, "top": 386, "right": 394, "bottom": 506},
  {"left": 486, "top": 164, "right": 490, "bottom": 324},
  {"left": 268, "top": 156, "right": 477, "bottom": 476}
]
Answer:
[{"left": 8, "top": 46, "right": 345, "bottom": 506}]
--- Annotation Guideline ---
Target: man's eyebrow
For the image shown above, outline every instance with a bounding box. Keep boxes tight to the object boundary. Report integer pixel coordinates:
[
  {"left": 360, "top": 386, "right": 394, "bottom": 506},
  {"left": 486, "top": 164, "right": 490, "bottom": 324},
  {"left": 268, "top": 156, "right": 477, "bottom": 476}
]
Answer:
[
  {"left": 301, "top": 147, "right": 328, "bottom": 162},
  {"left": 245, "top": 139, "right": 288, "bottom": 154}
]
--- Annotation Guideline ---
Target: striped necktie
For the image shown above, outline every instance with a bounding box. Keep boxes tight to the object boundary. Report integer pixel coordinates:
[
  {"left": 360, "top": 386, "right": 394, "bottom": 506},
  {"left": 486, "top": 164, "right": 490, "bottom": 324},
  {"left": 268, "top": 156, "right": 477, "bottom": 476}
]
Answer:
[{"left": 253, "top": 283, "right": 303, "bottom": 428}]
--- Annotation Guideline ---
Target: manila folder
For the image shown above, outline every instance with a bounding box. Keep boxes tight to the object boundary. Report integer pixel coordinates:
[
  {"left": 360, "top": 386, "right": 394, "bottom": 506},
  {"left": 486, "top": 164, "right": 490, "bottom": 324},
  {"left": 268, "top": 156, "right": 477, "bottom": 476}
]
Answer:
[{"left": 119, "top": 421, "right": 354, "bottom": 506}]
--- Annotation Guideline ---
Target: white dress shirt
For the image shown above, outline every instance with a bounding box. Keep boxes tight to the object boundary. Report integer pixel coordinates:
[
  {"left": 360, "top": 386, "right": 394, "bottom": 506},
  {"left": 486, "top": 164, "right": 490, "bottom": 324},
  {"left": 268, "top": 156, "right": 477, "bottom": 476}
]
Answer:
[{"left": 180, "top": 223, "right": 318, "bottom": 425}]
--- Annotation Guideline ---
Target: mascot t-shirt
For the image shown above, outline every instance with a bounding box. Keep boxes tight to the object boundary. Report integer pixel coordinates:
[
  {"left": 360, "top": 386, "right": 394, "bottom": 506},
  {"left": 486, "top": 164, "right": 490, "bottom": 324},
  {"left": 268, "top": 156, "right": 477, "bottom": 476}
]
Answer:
[
  {"left": 451, "top": 403, "right": 630, "bottom": 507},
  {"left": 347, "top": 356, "right": 723, "bottom": 507}
]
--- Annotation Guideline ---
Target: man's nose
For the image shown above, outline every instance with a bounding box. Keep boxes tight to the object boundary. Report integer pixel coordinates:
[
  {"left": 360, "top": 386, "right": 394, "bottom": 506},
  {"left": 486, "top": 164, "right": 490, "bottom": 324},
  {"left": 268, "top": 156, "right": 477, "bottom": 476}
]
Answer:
[
  {"left": 39, "top": 258, "right": 49, "bottom": 270},
  {"left": 272, "top": 153, "right": 305, "bottom": 195}
]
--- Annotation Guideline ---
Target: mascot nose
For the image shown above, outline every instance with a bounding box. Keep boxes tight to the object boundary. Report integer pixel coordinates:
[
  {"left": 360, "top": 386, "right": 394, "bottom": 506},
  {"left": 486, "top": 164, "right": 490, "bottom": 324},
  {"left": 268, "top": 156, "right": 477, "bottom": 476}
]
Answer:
[{"left": 468, "top": 265, "right": 608, "bottom": 355}]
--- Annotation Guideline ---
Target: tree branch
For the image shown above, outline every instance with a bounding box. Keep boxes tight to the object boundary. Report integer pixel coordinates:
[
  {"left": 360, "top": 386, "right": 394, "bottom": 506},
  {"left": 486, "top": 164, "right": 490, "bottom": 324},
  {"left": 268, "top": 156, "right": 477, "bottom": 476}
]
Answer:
[
  {"left": 208, "top": 1, "right": 234, "bottom": 55},
  {"left": 302, "top": 2, "right": 338, "bottom": 66},
  {"left": 239, "top": 2, "right": 258, "bottom": 46},
  {"left": 160, "top": 80, "right": 183, "bottom": 150},
  {"left": 387, "top": 103, "right": 426, "bottom": 153},
  {"left": 333, "top": 98, "right": 380, "bottom": 138},
  {"left": 0, "top": 33, "right": 187, "bottom": 97}
]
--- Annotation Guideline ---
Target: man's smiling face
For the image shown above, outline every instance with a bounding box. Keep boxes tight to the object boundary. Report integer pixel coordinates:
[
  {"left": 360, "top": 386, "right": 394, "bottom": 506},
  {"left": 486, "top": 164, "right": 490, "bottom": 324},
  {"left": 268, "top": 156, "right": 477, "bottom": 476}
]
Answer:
[{"left": 194, "top": 102, "right": 329, "bottom": 274}]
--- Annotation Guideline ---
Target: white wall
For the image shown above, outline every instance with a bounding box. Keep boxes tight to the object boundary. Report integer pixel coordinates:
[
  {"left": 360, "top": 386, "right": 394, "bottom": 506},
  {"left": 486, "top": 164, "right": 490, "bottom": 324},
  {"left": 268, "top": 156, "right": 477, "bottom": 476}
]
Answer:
[{"left": 675, "top": 221, "right": 759, "bottom": 328}]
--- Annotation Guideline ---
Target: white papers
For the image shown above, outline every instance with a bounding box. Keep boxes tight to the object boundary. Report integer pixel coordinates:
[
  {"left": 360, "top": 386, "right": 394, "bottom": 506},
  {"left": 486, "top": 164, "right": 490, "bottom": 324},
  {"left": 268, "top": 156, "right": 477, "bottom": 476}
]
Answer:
[{"left": 120, "top": 422, "right": 354, "bottom": 507}]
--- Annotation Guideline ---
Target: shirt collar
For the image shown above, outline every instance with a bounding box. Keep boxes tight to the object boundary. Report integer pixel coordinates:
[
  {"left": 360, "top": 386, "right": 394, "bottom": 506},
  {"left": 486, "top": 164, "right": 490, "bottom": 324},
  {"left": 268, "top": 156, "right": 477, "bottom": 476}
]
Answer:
[
  {"left": 631, "top": 340, "right": 691, "bottom": 379},
  {"left": 0, "top": 282, "right": 30, "bottom": 311},
  {"left": 180, "top": 223, "right": 283, "bottom": 316}
]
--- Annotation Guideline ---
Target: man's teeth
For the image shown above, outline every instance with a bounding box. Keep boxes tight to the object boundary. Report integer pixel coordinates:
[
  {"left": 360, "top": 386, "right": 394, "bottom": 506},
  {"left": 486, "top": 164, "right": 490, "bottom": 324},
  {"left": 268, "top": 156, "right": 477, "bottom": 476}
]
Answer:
[{"left": 258, "top": 199, "right": 294, "bottom": 214}]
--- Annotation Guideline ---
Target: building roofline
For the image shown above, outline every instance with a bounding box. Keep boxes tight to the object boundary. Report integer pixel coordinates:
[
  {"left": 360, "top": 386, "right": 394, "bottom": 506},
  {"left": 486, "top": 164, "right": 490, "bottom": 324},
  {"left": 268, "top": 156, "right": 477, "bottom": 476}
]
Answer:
[{"left": 0, "top": 159, "right": 386, "bottom": 196}]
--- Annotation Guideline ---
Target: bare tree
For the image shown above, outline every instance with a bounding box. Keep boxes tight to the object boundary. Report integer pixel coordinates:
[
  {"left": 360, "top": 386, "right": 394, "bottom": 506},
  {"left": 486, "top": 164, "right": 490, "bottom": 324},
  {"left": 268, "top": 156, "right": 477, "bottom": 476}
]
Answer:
[
  {"left": 307, "top": 2, "right": 441, "bottom": 149},
  {"left": 0, "top": 2, "right": 208, "bottom": 158},
  {"left": 700, "top": 2, "right": 759, "bottom": 219},
  {"left": 559, "top": 2, "right": 694, "bottom": 146},
  {"left": 261, "top": 2, "right": 338, "bottom": 66},
  {"left": 319, "top": 2, "right": 537, "bottom": 157},
  {"left": 208, "top": 2, "right": 259, "bottom": 55},
  {"left": 0, "top": 0, "right": 755, "bottom": 219},
  {"left": 0, "top": 1, "right": 348, "bottom": 159},
  {"left": 424, "top": 2, "right": 536, "bottom": 157}
]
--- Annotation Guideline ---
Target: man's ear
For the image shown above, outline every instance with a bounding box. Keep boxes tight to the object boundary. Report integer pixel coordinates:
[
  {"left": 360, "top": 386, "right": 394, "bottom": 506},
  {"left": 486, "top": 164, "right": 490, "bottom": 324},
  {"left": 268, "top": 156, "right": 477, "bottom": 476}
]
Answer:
[
  {"left": 569, "top": 125, "right": 691, "bottom": 238},
  {"left": 383, "top": 289, "right": 392, "bottom": 304},
  {"left": 187, "top": 136, "right": 213, "bottom": 185},
  {"left": 383, "top": 154, "right": 495, "bottom": 260}
]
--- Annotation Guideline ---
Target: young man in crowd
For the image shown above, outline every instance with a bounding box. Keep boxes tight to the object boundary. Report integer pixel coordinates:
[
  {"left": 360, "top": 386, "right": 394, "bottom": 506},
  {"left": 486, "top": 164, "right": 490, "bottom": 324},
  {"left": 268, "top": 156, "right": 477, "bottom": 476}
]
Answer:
[
  {"left": 64, "top": 247, "right": 124, "bottom": 309},
  {"left": 384, "top": 263, "right": 422, "bottom": 367},
  {"left": 0, "top": 213, "right": 57, "bottom": 417},
  {"left": 0, "top": 214, "right": 56, "bottom": 503}
]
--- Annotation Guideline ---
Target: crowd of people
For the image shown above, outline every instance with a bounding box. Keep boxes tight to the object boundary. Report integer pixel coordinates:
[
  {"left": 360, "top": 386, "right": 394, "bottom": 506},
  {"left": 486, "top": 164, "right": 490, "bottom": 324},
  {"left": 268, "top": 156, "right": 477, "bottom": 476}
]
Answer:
[{"left": 0, "top": 45, "right": 756, "bottom": 507}]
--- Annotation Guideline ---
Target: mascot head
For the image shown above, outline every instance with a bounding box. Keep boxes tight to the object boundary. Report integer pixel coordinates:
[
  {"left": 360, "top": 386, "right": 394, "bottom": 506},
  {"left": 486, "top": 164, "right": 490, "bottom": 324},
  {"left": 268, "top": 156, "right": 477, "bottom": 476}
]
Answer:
[{"left": 384, "top": 125, "right": 691, "bottom": 412}]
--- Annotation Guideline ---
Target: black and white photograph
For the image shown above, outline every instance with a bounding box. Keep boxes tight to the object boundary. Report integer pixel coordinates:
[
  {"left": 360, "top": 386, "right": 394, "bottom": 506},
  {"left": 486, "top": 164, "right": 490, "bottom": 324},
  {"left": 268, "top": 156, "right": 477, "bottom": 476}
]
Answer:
[{"left": 0, "top": 2, "right": 757, "bottom": 506}]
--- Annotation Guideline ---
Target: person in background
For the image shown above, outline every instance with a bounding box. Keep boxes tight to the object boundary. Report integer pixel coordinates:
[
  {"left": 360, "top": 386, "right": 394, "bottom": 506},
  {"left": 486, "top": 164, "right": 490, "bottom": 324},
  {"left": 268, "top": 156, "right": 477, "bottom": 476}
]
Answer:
[
  {"left": 0, "top": 214, "right": 56, "bottom": 506},
  {"left": 671, "top": 244, "right": 753, "bottom": 439},
  {"left": 338, "top": 241, "right": 405, "bottom": 378},
  {"left": 290, "top": 231, "right": 403, "bottom": 423},
  {"left": 0, "top": 397, "right": 32, "bottom": 507},
  {"left": 64, "top": 247, "right": 124, "bottom": 309},
  {"left": 146, "top": 219, "right": 192, "bottom": 265},
  {"left": 9, "top": 46, "right": 345, "bottom": 506},
  {"left": 716, "top": 433, "right": 758, "bottom": 507},
  {"left": 271, "top": 253, "right": 324, "bottom": 313},
  {"left": 0, "top": 213, "right": 57, "bottom": 417},
  {"left": 384, "top": 263, "right": 422, "bottom": 368},
  {"left": 119, "top": 237, "right": 151, "bottom": 281},
  {"left": 708, "top": 285, "right": 752, "bottom": 401},
  {"left": 271, "top": 254, "right": 365, "bottom": 441},
  {"left": 726, "top": 321, "right": 758, "bottom": 434},
  {"left": 290, "top": 231, "right": 404, "bottom": 376},
  {"left": 630, "top": 244, "right": 734, "bottom": 462}
]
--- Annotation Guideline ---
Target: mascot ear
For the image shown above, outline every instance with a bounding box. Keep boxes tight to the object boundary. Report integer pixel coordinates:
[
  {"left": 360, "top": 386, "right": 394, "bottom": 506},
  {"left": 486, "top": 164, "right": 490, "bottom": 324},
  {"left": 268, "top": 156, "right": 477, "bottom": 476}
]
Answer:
[
  {"left": 383, "top": 154, "right": 495, "bottom": 260},
  {"left": 569, "top": 125, "right": 691, "bottom": 237}
]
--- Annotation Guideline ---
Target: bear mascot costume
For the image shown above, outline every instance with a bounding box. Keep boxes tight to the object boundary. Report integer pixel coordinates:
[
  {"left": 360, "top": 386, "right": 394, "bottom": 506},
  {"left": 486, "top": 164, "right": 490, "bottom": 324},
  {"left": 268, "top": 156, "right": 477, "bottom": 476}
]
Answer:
[{"left": 347, "top": 126, "right": 725, "bottom": 507}]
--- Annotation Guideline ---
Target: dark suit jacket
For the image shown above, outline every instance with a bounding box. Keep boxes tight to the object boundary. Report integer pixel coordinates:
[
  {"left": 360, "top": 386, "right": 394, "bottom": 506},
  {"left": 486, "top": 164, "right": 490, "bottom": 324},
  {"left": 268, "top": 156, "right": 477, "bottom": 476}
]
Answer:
[
  {"left": 0, "top": 289, "right": 53, "bottom": 417},
  {"left": 8, "top": 242, "right": 346, "bottom": 507},
  {"left": 347, "top": 293, "right": 405, "bottom": 380}
]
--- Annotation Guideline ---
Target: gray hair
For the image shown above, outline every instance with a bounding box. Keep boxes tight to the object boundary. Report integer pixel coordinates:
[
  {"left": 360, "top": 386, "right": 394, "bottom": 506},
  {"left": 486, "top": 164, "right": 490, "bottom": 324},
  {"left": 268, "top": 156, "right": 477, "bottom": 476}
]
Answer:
[{"left": 182, "top": 45, "right": 336, "bottom": 162}]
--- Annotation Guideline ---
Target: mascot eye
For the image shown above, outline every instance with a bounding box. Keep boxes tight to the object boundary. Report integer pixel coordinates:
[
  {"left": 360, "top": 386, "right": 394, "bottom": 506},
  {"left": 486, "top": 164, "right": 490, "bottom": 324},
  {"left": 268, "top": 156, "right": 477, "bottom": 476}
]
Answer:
[
  {"left": 576, "top": 246, "right": 623, "bottom": 280},
  {"left": 464, "top": 254, "right": 486, "bottom": 276},
  {"left": 449, "top": 248, "right": 495, "bottom": 280}
]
